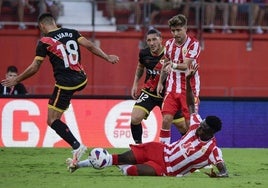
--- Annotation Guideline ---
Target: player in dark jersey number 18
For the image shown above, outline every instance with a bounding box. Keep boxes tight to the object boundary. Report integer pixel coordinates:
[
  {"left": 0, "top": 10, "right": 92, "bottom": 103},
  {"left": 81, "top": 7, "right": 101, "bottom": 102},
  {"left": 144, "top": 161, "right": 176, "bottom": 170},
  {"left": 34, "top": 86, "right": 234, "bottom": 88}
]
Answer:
[{"left": 1, "top": 13, "right": 119, "bottom": 166}]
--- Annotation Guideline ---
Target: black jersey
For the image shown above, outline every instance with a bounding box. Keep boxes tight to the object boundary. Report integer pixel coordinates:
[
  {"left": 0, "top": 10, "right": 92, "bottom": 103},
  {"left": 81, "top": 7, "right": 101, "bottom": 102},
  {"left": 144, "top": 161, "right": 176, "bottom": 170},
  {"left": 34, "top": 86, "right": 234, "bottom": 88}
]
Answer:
[
  {"left": 139, "top": 47, "right": 165, "bottom": 96},
  {"left": 36, "top": 28, "right": 87, "bottom": 88},
  {"left": 0, "top": 83, "right": 27, "bottom": 95}
]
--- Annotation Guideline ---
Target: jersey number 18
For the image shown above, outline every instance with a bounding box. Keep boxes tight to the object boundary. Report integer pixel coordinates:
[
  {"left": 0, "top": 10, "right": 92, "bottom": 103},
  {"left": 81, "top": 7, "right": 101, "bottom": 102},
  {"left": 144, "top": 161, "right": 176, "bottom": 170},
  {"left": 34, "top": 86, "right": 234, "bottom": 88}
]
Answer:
[{"left": 57, "top": 40, "right": 79, "bottom": 68}]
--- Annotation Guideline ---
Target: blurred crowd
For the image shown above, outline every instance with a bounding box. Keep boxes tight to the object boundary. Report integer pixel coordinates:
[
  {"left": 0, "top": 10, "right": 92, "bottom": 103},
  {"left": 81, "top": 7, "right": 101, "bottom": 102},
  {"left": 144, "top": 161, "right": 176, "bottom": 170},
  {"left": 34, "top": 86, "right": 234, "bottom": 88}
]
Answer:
[
  {"left": 106, "top": 0, "right": 268, "bottom": 34},
  {"left": 0, "top": 0, "right": 63, "bottom": 29},
  {"left": 0, "top": 0, "right": 267, "bottom": 34}
]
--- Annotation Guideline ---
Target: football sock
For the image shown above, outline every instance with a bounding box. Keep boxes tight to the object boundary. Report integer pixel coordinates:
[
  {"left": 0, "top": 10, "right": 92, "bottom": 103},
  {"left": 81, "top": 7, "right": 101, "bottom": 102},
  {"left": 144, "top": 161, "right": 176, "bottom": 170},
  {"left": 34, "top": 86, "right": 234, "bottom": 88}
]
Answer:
[
  {"left": 112, "top": 154, "right": 118, "bottom": 165},
  {"left": 77, "top": 159, "right": 92, "bottom": 168},
  {"left": 126, "top": 165, "right": 138, "bottom": 176},
  {"left": 51, "top": 119, "right": 80, "bottom": 149},
  {"left": 107, "top": 154, "right": 113, "bottom": 166},
  {"left": 130, "top": 123, "right": 142, "bottom": 144},
  {"left": 118, "top": 165, "right": 132, "bottom": 175},
  {"left": 159, "top": 129, "right": 171, "bottom": 144}
]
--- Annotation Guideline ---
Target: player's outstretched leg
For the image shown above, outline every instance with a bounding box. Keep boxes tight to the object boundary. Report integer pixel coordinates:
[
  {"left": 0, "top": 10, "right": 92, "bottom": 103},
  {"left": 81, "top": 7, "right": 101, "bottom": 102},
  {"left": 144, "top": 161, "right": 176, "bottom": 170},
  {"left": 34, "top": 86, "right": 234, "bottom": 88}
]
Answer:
[
  {"left": 66, "top": 148, "right": 112, "bottom": 173},
  {"left": 66, "top": 158, "right": 93, "bottom": 173}
]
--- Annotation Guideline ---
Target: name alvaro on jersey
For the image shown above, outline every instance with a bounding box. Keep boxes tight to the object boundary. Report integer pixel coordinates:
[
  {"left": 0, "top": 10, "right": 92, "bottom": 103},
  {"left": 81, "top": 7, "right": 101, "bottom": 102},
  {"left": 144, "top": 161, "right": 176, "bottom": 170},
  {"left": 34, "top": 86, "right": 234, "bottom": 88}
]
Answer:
[{"left": 53, "top": 32, "right": 73, "bottom": 41}]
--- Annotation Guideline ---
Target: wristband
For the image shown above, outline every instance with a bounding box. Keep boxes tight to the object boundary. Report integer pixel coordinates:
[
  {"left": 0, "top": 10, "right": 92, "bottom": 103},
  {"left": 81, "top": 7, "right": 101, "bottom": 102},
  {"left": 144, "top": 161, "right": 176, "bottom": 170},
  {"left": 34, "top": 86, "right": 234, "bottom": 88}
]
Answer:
[{"left": 172, "top": 63, "right": 178, "bottom": 69}]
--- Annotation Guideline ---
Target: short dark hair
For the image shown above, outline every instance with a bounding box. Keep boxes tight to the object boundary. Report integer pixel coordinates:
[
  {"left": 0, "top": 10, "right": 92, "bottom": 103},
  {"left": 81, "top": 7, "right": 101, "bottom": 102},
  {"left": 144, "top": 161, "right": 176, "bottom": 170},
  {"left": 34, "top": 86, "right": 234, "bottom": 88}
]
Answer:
[
  {"left": 146, "top": 28, "right": 161, "bottom": 37},
  {"left": 168, "top": 14, "right": 187, "bottom": 28},
  {"left": 38, "top": 13, "right": 55, "bottom": 24},
  {"left": 7, "top": 65, "right": 18, "bottom": 73},
  {"left": 205, "top": 116, "right": 222, "bottom": 133}
]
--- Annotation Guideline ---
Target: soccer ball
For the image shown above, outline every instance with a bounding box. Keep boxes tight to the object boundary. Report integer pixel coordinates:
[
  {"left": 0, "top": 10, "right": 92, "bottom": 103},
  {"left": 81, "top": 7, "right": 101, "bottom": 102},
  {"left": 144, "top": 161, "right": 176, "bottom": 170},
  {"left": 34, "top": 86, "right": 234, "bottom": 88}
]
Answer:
[{"left": 89, "top": 148, "right": 109, "bottom": 169}]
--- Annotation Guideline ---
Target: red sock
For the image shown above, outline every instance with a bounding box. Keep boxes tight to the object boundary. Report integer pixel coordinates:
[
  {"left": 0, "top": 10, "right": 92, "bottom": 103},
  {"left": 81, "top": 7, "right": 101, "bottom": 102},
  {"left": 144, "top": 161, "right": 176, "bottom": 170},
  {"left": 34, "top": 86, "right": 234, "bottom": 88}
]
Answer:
[
  {"left": 126, "top": 165, "right": 138, "bottom": 176},
  {"left": 112, "top": 154, "right": 118, "bottom": 165},
  {"left": 159, "top": 129, "right": 171, "bottom": 144},
  {"left": 160, "top": 129, "right": 170, "bottom": 137}
]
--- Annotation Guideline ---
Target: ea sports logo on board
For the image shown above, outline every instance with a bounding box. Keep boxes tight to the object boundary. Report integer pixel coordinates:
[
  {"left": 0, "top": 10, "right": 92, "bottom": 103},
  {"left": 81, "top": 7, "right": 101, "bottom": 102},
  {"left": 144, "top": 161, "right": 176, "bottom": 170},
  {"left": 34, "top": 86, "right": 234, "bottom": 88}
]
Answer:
[{"left": 104, "top": 100, "right": 158, "bottom": 148}]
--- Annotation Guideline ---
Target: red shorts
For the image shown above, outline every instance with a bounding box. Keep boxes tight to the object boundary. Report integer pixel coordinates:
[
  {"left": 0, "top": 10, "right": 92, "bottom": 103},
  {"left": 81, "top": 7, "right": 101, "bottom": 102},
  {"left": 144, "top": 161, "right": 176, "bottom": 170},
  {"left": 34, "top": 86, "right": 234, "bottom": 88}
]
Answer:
[
  {"left": 162, "top": 92, "right": 199, "bottom": 120},
  {"left": 130, "top": 142, "right": 166, "bottom": 176},
  {"left": 162, "top": 92, "right": 189, "bottom": 120}
]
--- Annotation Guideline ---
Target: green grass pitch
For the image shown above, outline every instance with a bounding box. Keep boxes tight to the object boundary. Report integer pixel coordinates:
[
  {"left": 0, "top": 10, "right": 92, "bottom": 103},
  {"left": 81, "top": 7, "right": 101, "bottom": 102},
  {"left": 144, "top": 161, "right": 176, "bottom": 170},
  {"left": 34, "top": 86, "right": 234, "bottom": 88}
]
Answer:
[{"left": 0, "top": 148, "right": 267, "bottom": 188}]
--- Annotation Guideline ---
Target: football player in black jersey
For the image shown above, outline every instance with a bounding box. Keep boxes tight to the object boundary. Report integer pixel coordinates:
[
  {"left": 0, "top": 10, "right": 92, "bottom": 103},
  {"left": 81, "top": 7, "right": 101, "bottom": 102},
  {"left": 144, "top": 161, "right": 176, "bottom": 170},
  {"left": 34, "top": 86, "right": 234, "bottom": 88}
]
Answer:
[
  {"left": 1, "top": 13, "right": 119, "bottom": 166},
  {"left": 130, "top": 28, "right": 187, "bottom": 144}
]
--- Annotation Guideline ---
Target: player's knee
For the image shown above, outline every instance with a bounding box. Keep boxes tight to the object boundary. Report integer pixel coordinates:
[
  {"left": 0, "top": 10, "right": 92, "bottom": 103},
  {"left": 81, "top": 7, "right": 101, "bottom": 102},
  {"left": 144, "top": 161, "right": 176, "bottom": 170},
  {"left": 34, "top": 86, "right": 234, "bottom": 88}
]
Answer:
[
  {"left": 162, "top": 115, "right": 173, "bottom": 128},
  {"left": 131, "top": 115, "right": 143, "bottom": 125},
  {"left": 47, "top": 119, "right": 53, "bottom": 126},
  {"left": 173, "top": 120, "right": 185, "bottom": 129},
  {"left": 47, "top": 118, "right": 57, "bottom": 126},
  {"left": 126, "top": 165, "right": 138, "bottom": 176}
]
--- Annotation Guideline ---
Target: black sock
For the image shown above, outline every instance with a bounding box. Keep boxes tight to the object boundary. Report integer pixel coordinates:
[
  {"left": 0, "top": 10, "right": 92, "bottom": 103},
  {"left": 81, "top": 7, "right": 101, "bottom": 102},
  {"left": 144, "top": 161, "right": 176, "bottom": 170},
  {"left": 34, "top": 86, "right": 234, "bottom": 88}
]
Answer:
[
  {"left": 50, "top": 119, "right": 80, "bottom": 149},
  {"left": 130, "top": 123, "right": 142, "bottom": 144}
]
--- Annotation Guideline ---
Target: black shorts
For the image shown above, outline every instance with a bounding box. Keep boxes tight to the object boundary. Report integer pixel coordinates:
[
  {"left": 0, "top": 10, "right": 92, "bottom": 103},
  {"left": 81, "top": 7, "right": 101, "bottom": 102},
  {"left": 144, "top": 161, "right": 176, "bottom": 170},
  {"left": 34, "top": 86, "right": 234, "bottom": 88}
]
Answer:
[
  {"left": 48, "top": 80, "right": 87, "bottom": 112},
  {"left": 134, "top": 90, "right": 184, "bottom": 121},
  {"left": 133, "top": 90, "right": 163, "bottom": 119}
]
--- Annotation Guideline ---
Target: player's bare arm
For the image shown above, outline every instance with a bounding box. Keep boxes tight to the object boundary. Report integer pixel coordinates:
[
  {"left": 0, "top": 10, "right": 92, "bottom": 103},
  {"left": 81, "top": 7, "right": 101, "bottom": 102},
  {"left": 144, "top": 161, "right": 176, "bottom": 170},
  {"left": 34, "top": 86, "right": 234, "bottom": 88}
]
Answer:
[
  {"left": 78, "top": 37, "right": 119, "bottom": 64},
  {"left": 216, "top": 162, "right": 228, "bottom": 177},
  {"left": 172, "top": 58, "right": 192, "bottom": 70},
  {"left": 205, "top": 162, "right": 229, "bottom": 178},
  {"left": 131, "top": 63, "right": 144, "bottom": 99},
  {"left": 1, "top": 59, "right": 42, "bottom": 87},
  {"left": 156, "top": 61, "right": 170, "bottom": 96},
  {"left": 186, "top": 64, "right": 198, "bottom": 114}
]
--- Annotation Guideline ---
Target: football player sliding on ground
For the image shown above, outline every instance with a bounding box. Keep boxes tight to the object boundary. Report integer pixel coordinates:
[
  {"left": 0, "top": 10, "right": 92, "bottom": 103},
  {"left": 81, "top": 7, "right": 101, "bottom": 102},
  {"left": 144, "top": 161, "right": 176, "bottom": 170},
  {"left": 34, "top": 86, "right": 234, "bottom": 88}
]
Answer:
[{"left": 66, "top": 64, "right": 228, "bottom": 177}]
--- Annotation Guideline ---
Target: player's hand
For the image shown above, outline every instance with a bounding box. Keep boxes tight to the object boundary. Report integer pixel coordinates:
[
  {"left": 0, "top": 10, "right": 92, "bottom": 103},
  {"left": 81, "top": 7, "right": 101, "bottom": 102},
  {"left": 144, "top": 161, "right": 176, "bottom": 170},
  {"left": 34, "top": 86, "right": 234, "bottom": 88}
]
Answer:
[
  {"left": 163, "top": 61, "right": 172, "bottom": 73},
  {"left": 1, "top": 77, "right": 17, "bottom": 87},
  {"left": 186, "top": 64, "right": 198, "bottom": 80},
  {"left": 204, "top": 168, "right": 228, "bottom": 178},
  {"left": 131, "top": 86, "right": 138, "bottom": 99},
  {"left": 107, "top": 55, "right": 119, "bottom": 64},
  {"left": 204, "top": 169, "right": 217, "bottom": 178},
  {"left": 156, "top": 83, "right": 163, "bottom": 97}
]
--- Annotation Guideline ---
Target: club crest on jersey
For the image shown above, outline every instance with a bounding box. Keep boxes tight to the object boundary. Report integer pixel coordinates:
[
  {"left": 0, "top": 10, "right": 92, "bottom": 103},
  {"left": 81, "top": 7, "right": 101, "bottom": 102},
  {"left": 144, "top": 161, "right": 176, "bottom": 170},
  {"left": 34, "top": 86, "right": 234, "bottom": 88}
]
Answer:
[
  {"left": 183, "top": 48, "right": 187, "bottom": 55},
  {"left": 201, "top": 146, "right": 208, "bottom": 153}
]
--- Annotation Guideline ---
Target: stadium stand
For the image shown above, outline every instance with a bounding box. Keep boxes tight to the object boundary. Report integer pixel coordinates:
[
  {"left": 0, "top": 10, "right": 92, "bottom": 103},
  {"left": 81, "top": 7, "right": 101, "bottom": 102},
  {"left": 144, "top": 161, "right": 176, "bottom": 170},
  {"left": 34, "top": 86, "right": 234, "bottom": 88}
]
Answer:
[
  {"left": 57, "top": 0, "right": 116, "bottom": 32},
  {"left": 96, "top": 0, "right": 199, "bottom": 31},
  {"left": 1, "top": 1, "right": 267, "bottom": 33},
  {"left": 0, "top": 0, "right": 116, "bottom": 31},
  {"left": 0, "top": 0, "right": 39, "bottom": 29}
]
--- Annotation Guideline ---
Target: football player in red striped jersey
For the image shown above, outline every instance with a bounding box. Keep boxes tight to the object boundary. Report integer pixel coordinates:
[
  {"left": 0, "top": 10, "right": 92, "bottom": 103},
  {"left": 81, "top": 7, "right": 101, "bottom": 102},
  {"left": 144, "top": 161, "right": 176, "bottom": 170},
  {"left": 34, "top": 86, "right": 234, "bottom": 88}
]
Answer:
[
  {"left": 157, "top": 14, "right": 201, "bottom": 144},
  {"left": 67, "top": 64, "right": 228, "bottom": 178}
]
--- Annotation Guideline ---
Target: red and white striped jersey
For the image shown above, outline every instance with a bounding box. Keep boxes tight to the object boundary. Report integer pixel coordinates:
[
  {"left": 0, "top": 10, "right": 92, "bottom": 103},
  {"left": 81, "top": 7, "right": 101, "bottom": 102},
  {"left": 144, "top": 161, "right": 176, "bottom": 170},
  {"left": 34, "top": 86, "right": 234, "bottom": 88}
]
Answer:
[
  {"left": 163, "top": 113, "right": 224, "bottom": 176},
  {"left": 164, "top": 36, "right": 200, "bottom": 95}
]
